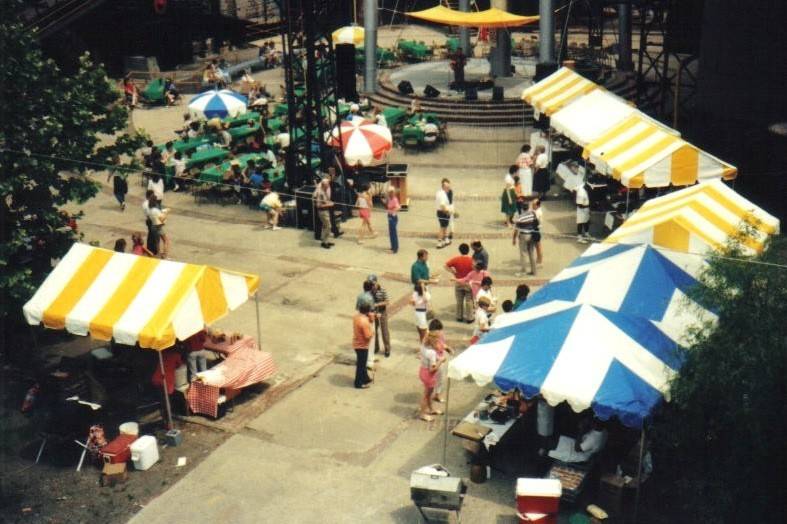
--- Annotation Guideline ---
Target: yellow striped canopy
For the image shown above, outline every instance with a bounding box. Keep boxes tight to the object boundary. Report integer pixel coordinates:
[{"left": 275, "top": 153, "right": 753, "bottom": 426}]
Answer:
[
  {"left": 521, "top": 67, "right": 598, "bottom": 118},
  {"left": 582, "top": 114, "right": 737, "bottom": 188},
  {"left": 23, "top": 243, "right": 260, "bottom": 350},
  {"left": 606, "top": 180, "right": 780, "bottom": 255},
  {"left": 408, "top": 6, "right": 539, "bottom": 29}
]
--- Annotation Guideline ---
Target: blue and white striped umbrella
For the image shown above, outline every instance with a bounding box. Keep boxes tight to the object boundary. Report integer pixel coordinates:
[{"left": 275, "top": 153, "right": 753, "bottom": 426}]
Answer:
[
  {"left": 188, "top": 89, "right": 248, "bottom": 120},
  {"left": 449, "top": 301, "right": 684, "bottom": 428},
  {"left": 522, "top": 243, "right": 716, "bottom": 343}
]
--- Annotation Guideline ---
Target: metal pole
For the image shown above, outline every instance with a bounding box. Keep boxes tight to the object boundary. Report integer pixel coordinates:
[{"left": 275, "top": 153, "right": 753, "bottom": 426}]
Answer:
[
  {"left": 458, "top": 0, "right": 471, "bottom": 56},
  {"left": 363, "top": 0, "right": 378, "bottom": 93},
  {"left": 538, "top": 0, "right": 555, "bottom": 65},
  {"left": 442, "top": 378, "right": 451, "bottom": 466},
  {"left": 255, "top": 291, "right": 262, "bottom": 351},
  {"left": 617, "top": 3, "right": 633, "bottom": 71},
  {"left": 634, "top": 426, "right": 646, "bottom": 521},
  {"left": 158, "top": 351, "right": 174, "bottom": 430}
]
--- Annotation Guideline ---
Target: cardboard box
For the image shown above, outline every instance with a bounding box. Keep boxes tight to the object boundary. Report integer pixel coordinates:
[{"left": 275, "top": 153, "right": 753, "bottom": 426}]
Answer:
[{"left": 101, "top": 462, "right": 127, "bottom": 487}]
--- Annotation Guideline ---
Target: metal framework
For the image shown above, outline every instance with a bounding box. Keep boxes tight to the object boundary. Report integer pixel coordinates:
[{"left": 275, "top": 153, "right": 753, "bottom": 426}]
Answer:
[
  {"left": 635, "top": 0, "right": 698, "bottom": 126},
  {"left": 280, "top": 0, "right": 343, "bottom": 189}
]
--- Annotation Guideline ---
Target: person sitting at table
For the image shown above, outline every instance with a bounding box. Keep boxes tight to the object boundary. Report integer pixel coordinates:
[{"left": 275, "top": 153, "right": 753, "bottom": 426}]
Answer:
[
  {"left": 161, "top": 141, "right": 175, "bottom": 165},
  {"left": 164, "top": 78, "right": 180, "bottom": 106},
  {"left": 185, "top": 329, "right": 211, "bottom": 381},
  {"left": 202, "top": 64, "right": 218, "bottom": 89},
  {"left": 248, "top": 165, "right": 264, "bottom": 189},
  {"left": 218, "top": 123, "right": 232, "bottom": 148},
  {"left": 176, "top": 113, "right": 192, "bottom": 139},
  {"left": 122, "top": 74, "right": 138, "bottom": 109},
  {"left": 259, "top": 191, "right": 283, "bottom": 230},
  {"left": 187, "top": 121, "right": 201, "bottom": 139},
  {"left": 408, "top": 96, "right": 422, "bottom": 116},
  {"left": 261, "top": 143, "right": 277, "bottom": 168},
  {"left": 216, "top": 59, "right": 231, "bottom": 87},
  {"left": 372, "top": 106, "right": 387, "bottom": 128},
  {"left": 248, "top": 128, "right": 266, "bottom": 153}
]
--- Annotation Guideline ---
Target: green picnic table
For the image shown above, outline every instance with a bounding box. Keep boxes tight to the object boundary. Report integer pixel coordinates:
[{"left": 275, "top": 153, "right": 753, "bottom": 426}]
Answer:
[
  {"left": 409, "top": 112, "right": 441, "bottom": 127},
  {"left": 142, "top": 78, "right": 166, "bottom": 104},
  {"left": 227, "top": 123, "right": 261, "bottom": 142},
  {"left": 401, "top": 125, "right": 425, "bottom": 147},
  {"left": 165, "top": 146, "right": 229, "bottom": 183},
  {"left": 222, "top": 111, "right": 260, "bottom": 128},
  {"left": 274, "top": 103, "right": 289, "bottom": 117},
  {"left": 159, "top": 136, "right": 214, "bottom": 155},
  {"left": 266, "top": 117, "right": 284, "bottom": 132},
  {"left": 382, "top": 107, "right": 407, "bottom": 128},
  {"left": 355, "top": 47, "right": 396, "bottom": 66},
  {"left": 199, "top": 152, "right": 274, "bottom": 184},
  {"left": 266, "top": 167, "right": 286, "bottom": 191},
  {"left": 446, "top": 38, "right": 460, "bottom": 53},
  {"left": 398, "top": 40, "right": 431, "bottom": 60}
]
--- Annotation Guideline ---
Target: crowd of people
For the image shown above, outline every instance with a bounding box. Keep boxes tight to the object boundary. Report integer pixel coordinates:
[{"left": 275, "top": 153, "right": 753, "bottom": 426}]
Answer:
[{"left": 350, "top": 243, "right": 531, "bottom": 424}]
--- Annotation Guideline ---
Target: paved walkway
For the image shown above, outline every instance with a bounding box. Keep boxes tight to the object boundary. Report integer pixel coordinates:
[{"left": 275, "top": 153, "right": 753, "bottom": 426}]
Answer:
[{"left": 70, "top": 61, "right": 588, "bottom": 522}]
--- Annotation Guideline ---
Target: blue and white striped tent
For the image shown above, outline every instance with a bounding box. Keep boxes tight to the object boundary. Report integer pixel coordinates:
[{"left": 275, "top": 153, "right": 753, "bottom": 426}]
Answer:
[
  {"left": 448, "top": 301, "right": 684, "bottom": 428},
  {"left": 188, "top": 89, "right": 248, "bottom": 120},
  {"left": 448, "top": 243, "right": 716, "bottom": 428},
  {"left": 523, "top": 243, "right": 715, "bottom": 343}
]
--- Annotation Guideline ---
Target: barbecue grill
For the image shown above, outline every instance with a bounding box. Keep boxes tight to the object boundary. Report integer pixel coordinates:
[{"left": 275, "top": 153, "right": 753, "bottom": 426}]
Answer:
[{"left": 410, "top": 464, "right": 467, "bottom": 522}]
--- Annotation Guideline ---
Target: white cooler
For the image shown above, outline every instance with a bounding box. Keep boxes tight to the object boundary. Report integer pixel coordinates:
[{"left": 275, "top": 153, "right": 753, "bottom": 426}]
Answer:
[{"left": 130, "top": 435, "right": 159, "bottom": 471}]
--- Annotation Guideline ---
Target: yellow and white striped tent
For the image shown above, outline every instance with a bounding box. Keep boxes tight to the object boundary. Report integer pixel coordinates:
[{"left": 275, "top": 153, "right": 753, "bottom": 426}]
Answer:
[
  {"left": 606, "top": 180, "right": 780, "bottom": 255},
  {"left": 23, "top": 243, "right": 260, "bottom": 350},
  {"left": 521, "top": 67, "right": 598, "bottom": 118},
  {"left": 583, "top": 114, "right": 737, "bottom": 188}
]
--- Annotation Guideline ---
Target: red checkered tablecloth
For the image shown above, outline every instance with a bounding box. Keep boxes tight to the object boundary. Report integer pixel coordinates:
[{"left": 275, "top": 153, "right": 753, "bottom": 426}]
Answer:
[{"left": 186, "top": 346, "right": 277, "bottom": 418}]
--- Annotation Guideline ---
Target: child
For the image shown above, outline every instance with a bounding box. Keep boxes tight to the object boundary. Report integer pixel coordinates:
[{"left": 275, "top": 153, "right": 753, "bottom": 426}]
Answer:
[
  {"left": 429, "top": 319, "right": 453, "bottom": 403},
  {"left": 476, "top": 276, "right": 497, "bottom": 317},
  {"left": 470, "top": 297, "right": 492, "bottom": 345}
]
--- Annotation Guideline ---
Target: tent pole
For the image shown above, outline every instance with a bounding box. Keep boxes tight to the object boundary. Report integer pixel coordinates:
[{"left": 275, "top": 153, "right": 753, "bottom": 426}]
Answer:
[
  {"left": 255, "top": 291, "right": 262, "bottom": 351},
  {"left": 442, "top": 378, "right": 451, "bottom": 466},
  {"left": 158, "top": 351, "right": 174, "bottom": 430},
  {"left": 625, "top": 189, "right": 630, "bottom": 216},
  {"left": 634, "top": 426, "right": 645, "bottom": 521}
]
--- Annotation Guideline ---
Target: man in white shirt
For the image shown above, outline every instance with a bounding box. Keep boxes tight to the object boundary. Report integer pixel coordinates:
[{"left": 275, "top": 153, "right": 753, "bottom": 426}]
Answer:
[
  {"left": 171, "top": 152, "right": 186, "bottom": 192},
  {"left": 435, "top": 178, "right": 452, "bottom": 249},
  {"left": 548, "top": 419, "right": 608, "bottom": 463},
  {"left": 575, "top": 183, "right": 591, "bottom": 243}
]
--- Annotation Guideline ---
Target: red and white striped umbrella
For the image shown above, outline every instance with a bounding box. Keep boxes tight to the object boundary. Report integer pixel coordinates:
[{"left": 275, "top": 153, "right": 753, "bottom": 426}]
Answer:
[{"left": 327, "top": 116, "right": 393, "bottom": 167}]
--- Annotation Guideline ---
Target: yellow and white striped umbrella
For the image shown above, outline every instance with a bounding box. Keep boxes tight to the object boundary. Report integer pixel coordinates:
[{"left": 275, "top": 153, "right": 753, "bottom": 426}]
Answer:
[
  {"left": 521, "top": 67, "right": 598, "bottom": 118},
  {"left": 332, "top": 26, "right": 364, "bottom": 45},
  {"left": 23, "top": 243, "right": 260, "bottom": 350},
  {"left": 606, "top": 180, "right": 780, "bottom": 255},
  {"left": 583, "top": 114, "right": 737, "bottom": 188}
]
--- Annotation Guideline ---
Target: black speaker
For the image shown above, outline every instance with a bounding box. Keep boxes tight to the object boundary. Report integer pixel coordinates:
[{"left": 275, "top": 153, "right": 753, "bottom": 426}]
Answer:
[
  {"left": 465, "top": 86, "right": 478, "bottom": 101},
  {"left": 398, "top": 80, "right": 413, "bottom": 95},
  {"left": 335, "top": 44, "right": 357, "bottom": 100},
  {"left": 423, "top": 84, "right": 440, "bottom": 98},
  {"left": 492, "top": 86, "right": 504, "bottom": 101}
]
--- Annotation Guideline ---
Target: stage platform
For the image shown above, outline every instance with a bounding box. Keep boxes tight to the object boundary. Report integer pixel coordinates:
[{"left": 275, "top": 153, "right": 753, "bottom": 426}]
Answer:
[{"left": 387, "top": 57, "right": 537, "bottom": 101}]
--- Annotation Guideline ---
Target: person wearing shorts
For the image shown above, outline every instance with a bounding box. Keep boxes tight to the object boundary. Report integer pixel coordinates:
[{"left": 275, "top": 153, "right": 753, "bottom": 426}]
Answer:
[
  {"left": 410, "top": 282, "right": 431, "bottom": 343},
  {"left": 418, "top": 328, "right": 444, "bottom": 422},
  {"left": 435, "top": 178, "right": 452, "bottom": 248}
]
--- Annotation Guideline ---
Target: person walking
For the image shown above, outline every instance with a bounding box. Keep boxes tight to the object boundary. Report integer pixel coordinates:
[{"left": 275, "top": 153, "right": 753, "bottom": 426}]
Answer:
[
  {"left": 445, "top": 243, "right": 475, "bottom": 323},
  {"left": 429, "top": 319, "right": 453, "bottom": 403},
  {"left": 384, "top": 187, "right": 400, "bottom": 254},
  {"left": 107, "top": 158, "right": 128, "bottom": 211},
  {"left": 435, "top": 178, "right": 452, "bottom": 249},
  {"left": 470, "top": 240, "right": 489, "bottom": 271},
  {"left": 501, "top": 177, "right": 517, "bottom": 227},
  {"left": 147, "top": 193, "right": 170, "bottom": 258},
  {"left": 355, "top": 185, "right": 376, "bottom": 244},
  {"left": 418, "top": 328, "right": 445, "bottom": 422},
  {"left": 410, "top": 282, "right": 431, "bottom": 343},
  {"left": 352, "top": 303, "right": 375, "bottom": 389},
  {"left": 575, "top": 183, "right": 591, "bottom": 243},
  {"left": 142, "top": 190, "right": 159, "bottom": 256},
  {"left": 368, "top": 274, "right": 391, "bottom": 357},
  {"left": 532, "top": 197, "right": 544, "bottom": 265},
  {"left": 513, "top": 200, "right": 539, "bottom": 276},
  {"left": 314, "top": 177, "right": 335, "bottom": 249}
]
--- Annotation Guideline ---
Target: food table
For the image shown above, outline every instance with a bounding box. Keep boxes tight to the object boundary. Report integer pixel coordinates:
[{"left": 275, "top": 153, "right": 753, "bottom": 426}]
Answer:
[{"left": 186, "top": 338, "right": 277, "bottom": 418}]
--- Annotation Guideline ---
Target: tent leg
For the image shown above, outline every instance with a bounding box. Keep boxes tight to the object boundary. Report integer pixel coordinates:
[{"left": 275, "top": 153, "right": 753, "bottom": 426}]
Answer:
[
  {"left": 255, "top": 292, "right": 262, "bottom": 351},
  {"left": 442, "top": 378, "right": 451, "bottom": 466},
  {"left": 634, "top": 427, "right": 645, "bottom": 521},
  {"left": 159, "top": 351, "right": 174, "bottom": 430},
  {"left": 625, "top": 189, "right": 630, "bottom": 216}
]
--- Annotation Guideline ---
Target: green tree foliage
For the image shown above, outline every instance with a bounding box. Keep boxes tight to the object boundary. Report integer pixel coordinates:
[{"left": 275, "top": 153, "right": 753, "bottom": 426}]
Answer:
[
  {"left": 0, "top": 2, "right": 147, "bottom": 331},
  {"left": 650, "top": 234, "right": 787, "bottom": 523}
]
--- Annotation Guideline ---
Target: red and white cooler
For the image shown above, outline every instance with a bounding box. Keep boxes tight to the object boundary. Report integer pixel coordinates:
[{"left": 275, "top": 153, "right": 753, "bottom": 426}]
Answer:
[{"left": 515, "top": 478, "right": 562, "bottom": 523}]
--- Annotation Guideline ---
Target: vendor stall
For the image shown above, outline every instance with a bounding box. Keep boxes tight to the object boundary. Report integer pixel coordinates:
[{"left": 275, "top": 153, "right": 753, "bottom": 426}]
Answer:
[
  {"left": 549, "top": 90, "right": 642, "bottom": 147},
  {"left": 23, "top": 243, "right": 267, "bottom": 428},
  {"left": 582, "top": 114, "right": 737, "bottom": 188},
  {"left": 605, "top": 180, "right": 780, "bottom": 255}
]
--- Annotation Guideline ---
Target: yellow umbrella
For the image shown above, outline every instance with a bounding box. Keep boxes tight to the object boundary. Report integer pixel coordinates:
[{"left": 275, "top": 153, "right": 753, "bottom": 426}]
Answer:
[{"left": 332, "top": 26, "right": 364, "bottom": 46}]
